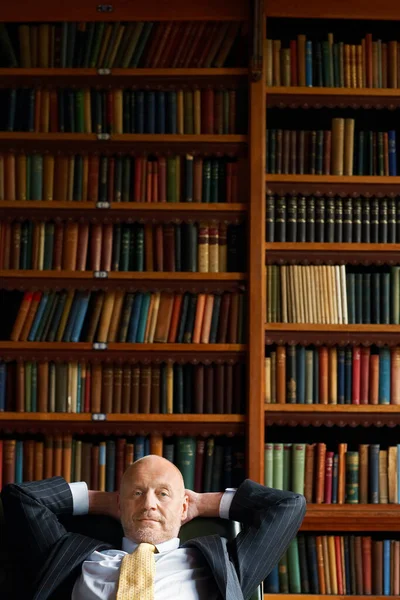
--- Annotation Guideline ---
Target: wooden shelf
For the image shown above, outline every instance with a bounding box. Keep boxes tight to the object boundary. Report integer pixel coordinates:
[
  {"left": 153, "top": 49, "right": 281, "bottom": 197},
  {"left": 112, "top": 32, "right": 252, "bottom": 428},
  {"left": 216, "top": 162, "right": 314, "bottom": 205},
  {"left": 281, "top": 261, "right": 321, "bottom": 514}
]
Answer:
[
  {"left": 265, "top": 404, "right": 400, "bottom": 427},
  {"left": 0, "top": 270, "right": 246, "bottom": 292},
  {"left": 0, "top": 342, "right": 246, "bottom": 362},
  {"left": 265, "top": 323, "right": 400, "bottom": 346},
  {"left": 0, "top": 412, "right": 245, "bottom": 436},
  {"left": 0, "top": 201, "right": 247, "bottom": 221},
  {"left": 265, "top": 174, "right": 400, "bottom": 196},
  {"left": 266, "top": 85, "right": 400, "bottom": 109},
  {"left": 265, "top": 242, "right": 400, "bottom": 265},
  {"left": 302, "top": 504, "right": 400, "bottom": 531}
]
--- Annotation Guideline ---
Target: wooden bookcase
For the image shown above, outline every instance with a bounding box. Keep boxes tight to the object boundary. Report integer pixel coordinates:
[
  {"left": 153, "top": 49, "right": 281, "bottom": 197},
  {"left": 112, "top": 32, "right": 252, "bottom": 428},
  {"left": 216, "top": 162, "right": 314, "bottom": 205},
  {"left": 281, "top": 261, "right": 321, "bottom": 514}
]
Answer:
[
  {"left": 264, "top": 0, "right": 400, "bottom": 598},
  {"left": 0, "top": 0, "right": 266, "bottom": 487}
]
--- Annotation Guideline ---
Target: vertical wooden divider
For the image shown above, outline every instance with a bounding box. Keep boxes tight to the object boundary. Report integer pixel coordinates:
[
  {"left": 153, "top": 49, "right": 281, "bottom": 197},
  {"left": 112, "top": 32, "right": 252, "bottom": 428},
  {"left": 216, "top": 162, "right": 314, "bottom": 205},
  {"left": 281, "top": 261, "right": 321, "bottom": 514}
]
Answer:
[{"left": 248, "top": 1, "right": 266, "bottom": 483}]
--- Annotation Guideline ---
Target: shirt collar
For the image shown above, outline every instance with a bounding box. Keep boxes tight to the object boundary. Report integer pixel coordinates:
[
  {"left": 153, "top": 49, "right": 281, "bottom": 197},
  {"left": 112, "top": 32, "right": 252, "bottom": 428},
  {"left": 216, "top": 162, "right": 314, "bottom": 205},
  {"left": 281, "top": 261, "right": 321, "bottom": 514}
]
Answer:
[{"left": 122, "top": 536, "right": 180, "bottom": 554}]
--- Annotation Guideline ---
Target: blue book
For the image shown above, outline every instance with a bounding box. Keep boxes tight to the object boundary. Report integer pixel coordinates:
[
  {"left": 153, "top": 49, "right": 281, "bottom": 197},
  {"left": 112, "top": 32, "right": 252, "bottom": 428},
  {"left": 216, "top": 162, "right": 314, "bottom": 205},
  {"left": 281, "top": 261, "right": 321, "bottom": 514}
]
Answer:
[
  {"left": 135, "top": 91, "right": 144, "bottom": 134},
  {"left": 383, "top": 539, "right": 391, "bottom": 594},
  {"left": 70, "top": 291, "right": 91, "bottom": 343},
  {"left": 176, "top": 292, "right": 190, "bottom": 343},
  {"left": 146, "top": 91, "right": 155, "bottom": 134},
  {"left": 345, "top": 348, "right": 352, "bottom": 404},
  {"left": 332, "top": 454, "right": 338, "bottom": 503},
  {"left": 28, "top": 292, "right": 49, "bottom": 341},
  {"left": 305, "top": 536, "right": 319, "bottom": 593},
  {"left": 144, "top": 436, "right": 150, "bottom": 456},
  {"left": 305, "top": 41, "right": 313, "bottom": 86},
  {"left": 313, "top": 348, "right": 319, "bottom": 404},
  {"left": 388, "top": 130, "right": 397, "bottom": 176},
  {"left": 135, "top": 435, "right": 145, "bottom": 460},
  {"left": 99, "top": 442, "right": 106, "bottom": 475},
  {"left": 31, "top": 362, "right": 37, "bottom": 412},
  {"left": 136, "top": 292, "right": 151, "bottom": 343},
  {"left": 106, "top": 440, "right": 116, "bottom": 492},
  {"left": 63, "top": 292, "right": 81, "bottom": 342},
  {"left": 379, "top": 347, "right": 391, "bottom": 404},
  {"left": 337, "top": 347, "right": 345, "bottom": 404},
  {"left": 0, "top": 362, "right": 5, "bottom": 410},
  {"left": 76, "top": 363, "right": 82, "bottom": 413},
  {"left": 369, "top": 444, "right": 380, "bottom": 503},
  {"left": 15, "top": 440, "right": 23, "bottom": 483},
  {"left": 130, "top": 22, "right": 154, "bottom": 68},
  {"left": 127, "top": 293, "right": 143, "bottom": 342},
  {"left": 167, "top": 91, "right": 177, "bottom": 134},
  {"left": 156, "top": 91, "right": 166, "bottom": 134},
  {"left": 296, "top": 346, "right": 306, "bottom": 404},
  {"left": 47, "top": 291, "right": 68, "bottom": 342}
]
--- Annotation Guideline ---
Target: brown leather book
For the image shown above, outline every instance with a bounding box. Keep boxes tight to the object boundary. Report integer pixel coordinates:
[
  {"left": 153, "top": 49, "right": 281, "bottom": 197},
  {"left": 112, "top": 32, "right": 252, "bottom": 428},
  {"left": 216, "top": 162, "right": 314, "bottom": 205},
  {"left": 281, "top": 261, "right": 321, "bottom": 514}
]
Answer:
[
  {"left": 10, "top": 291, "right": 34, "bottom": 341},
  {"left": 43, "top": 153, "right": 54, "bottom": 200},
  {"left": 315, "top": 443, "right": 327, "bottom": 504},
  {"left": 38, "top": 361, "right": 49, "bottom": 412},
  {"left": 192, "top": 293, "right": 206, "bottom": 344},
  {"left": 121, "top": 365, "right": 132, "bottom": 414},
  {"left": 354, "top": 536, "right": 364, "bottom": 593},
  {"left": 379, "top": 449, "right": 389, "bottom": 503},
  {"left": 86, "top": 290, "right": 105, "bottom": 343},
  {"left": 44, "top": 436, "right": 53, "bottom": 479},
  {"left": 214, "top": 364, "right": 224, "bottom": 413},
  {"left": 53, "top": 222, "right": 64, "bottom": 270},
  {"left": 31, "top": 223, "right": 40, "bottom": 269},
  {"left": 115, "top": 438, "right": 126, "bottom": 490},
  {"left": 54, "top": 155, "right": 69, "bottom": 201},
  {"left": 362, "top": 536, "right": 372, "bottom": 594},
  {"left": 107, "top": 290, "right": 124, "bottom": 343},
  {"left": 91, "top": 364, "right": 102, "bottom": 413},
  {"left": 62, "top": 222, "right": 79, "bottom": 270},
  {"left": 101, "top": 365, "right": 113, "bottom": 413},
  {"left": 150, "top": 433, "right": 163, "bottom": 456},
  {"left": 388, "top": 446, "right": 398, "bottom": 504},
  {"left": 20, "top": 291, "right": 42, "bottom": 341},
  {"left": 359, "top": 443, "right": 369, "bottom": 503},
  {"left": 163, "top": 223, "right": 175, "bottom": 272},
  {"left": 316, "top": 536, "right": 326, "bottom": 594},
  {"left": 331, "top": 118, "right": 345, "bottom": 176},
  {"left": 150, "top": 365, "right": 160, "bottom": 413},
  {"left": 80, "top": 442, "right": 91, "bottom": 487},
  {"left": 16, "top": 153, "right": 27, "bottom": 200},
  {"left": 327, "top": 535, "right": 338, "bottom": 594},
  {"left": 276, "top": 346, "right": 286, "bottom": 404},
  {"left": 3, "top": 439, "right": 16, "bottom": 485},
  {"left": 372, "top": 539, "right": 383, "bottom": 594},
  {"left": 87, "top": 155, "right": 100, "bottom": 202},
  {"left": 166, "top": 363, "right": 173, "bottom": 413},
  {"left": 101, "top": 223, "right": 113, "bottom": 272},
  {"left": 338, "top": 442, "right": 348, "bottom": 504},
  {"left": 168, "top": 293, "right": 183, "bottom": 343},
  {"left": 200, "top": 294, "right": 214, "bottom": 344},
  {"left": 62, "top": 434, "right": 72, "bottom": 483},
  {"left": 90, "top": 223, "right": 103, "bottom": 272},
  {"left": 124, "top": 443, "right": 134, "bottom": 469},
  {"left": 153, "top": 292, "right": 174, "bottom": 343},
  {"left": 318, "top": 346, "right": 329, "bottom": 404},
  {"left": 97, "top": 291, "right": 116, "bottom": 342},
  {"left": 233, "top": 363, "right": 244, "bottom": 413},
  {"left": 322, "top": 536, "right": 332, "bottom": 594},
  {"left": 90, "top": 445, "right": 99, "bottom": 490},
  {"left": 193, "top": 157, "right": 203, "bottom": 202},
  {"left": 224, "top": 364, "right": 233, "bottom": 414},
  {"left": 297, "top": 34, "right": 306, "bottom": 86},
  {"left": 203, "top": 365, "right": 214, "bottom": 413},
  {"left": 23, "top": 439, "right": 35, "bottom": 482},
  {"left": 53, "top": 434, "right": 63, "bottom": 477},
  {"left": 194, "top": 364, "right": 204, "bottom": 413},
  {"left": 139, "top": 366, "right": 151, "bottom": 413},
  {"left": 131, "top": 365, "right": 140, "bottom": 413},
  {"left": 112, "top": 365, "right": 122, "bottom": 413},
  {"left": 304, "top": 443, "right": 316, "bottom": 503}
]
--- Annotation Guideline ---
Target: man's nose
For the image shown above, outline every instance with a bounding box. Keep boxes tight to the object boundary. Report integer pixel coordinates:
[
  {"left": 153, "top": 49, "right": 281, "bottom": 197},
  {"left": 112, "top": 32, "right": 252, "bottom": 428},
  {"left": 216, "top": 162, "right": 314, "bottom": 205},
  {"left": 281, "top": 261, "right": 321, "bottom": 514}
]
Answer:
[{"left": 142, "top": 491, "right": 157, "bottom": 510}]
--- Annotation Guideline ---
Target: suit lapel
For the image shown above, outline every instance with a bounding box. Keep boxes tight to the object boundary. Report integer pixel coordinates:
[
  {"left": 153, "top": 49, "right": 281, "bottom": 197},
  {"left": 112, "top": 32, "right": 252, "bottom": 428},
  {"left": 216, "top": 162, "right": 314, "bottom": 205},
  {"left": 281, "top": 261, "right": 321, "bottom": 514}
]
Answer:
[{"left": 33, "top": 532, "right": 111, "bottom": 600}]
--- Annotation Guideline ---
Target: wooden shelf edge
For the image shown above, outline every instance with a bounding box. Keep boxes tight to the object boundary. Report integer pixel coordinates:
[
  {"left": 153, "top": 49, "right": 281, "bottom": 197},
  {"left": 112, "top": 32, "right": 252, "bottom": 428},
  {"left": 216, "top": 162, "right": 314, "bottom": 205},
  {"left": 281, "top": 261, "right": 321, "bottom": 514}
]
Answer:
[
  {"left": 0, "top": 133, "right": 248, "bottom": 143},
  {"left": 0, "top": 270, "right": 247, "bottom": 282},
  {"left": 266, "top": 174, "right": 400, "bottom": 184},
  {"left": 266, "top": 85, "right": 400, "bottom": 96},
  {"left": 265, "top": 324, "right": 400, "bottom": 332},
  {"left": 0, "top": 413, "right": 245, "bottom": 423},
  {"left": 0, "top": 201, "right": 248, "bottom": 212},
  {"left": 265, "top": 242, "right": 400, "bottom": 252},
  {"left": 0, "top": 68, "right": 248, "bottom": 77},
  {"left": 0, "top": 342, "right": 246, "bottom": 352},
  {"left": 264, "top": 403, "right": 400, "bottom": 426},
  {"left": 264, "top": 404, "right": 400, "bottom": 413}
]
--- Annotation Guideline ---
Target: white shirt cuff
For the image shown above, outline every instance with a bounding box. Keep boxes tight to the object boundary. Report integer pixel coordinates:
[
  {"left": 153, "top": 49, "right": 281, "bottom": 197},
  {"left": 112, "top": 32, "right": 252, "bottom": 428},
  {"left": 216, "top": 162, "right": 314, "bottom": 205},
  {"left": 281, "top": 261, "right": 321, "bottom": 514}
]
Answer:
[
  {"left": 219, "top": 488, "right": 236, "bottom": 519},
  {"left": 70, "top": 482, "right": 89, "bottom": 516}
]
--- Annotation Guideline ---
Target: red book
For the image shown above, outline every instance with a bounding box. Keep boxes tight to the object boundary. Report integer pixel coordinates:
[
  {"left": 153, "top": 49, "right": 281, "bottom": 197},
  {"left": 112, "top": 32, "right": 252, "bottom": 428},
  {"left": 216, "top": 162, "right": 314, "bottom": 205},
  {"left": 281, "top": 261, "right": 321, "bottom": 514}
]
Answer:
[
  {"left": 76, "top": 223, "right": 89, "bottom": 271},
  {"left": 101, "top": 223, "right": 113, "bottom": 272},
  {"left": 290, "top": 40, "right": 298, "bottom": 86},
  {"left": 158, "top": 22, "right": 181, "bottom": 68},
  {"left": 324, "top": 451, "right": 334, "bottom": 504},
  {"left": 335, "top": 536, "right": 344, "bottom": 595},
  {"left": 214, "top": 90, "right": 223, "bottom": 134},
  {"left": 53, "top": 222, "right": 64, "bottom": 270},
  {"left": 360, "top": 347, "right": 370, "bottom": 404},
  {"left": 167, "top": 293, "right": 183, "bottom": 343},
  {"left": 352, "top": 346, "right": 361, "bottom": 404}
]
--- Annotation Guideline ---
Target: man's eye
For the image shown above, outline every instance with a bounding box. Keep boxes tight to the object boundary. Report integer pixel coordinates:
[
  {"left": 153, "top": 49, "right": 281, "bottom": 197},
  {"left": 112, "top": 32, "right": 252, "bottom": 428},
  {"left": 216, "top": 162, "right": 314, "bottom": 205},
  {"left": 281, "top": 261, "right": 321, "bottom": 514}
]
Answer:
[
  {"left": 160, "top": 492, "right": 168, "bottom": 497},
  {"left": 134, "top": 491, "right": 142, "bottom": 496}
]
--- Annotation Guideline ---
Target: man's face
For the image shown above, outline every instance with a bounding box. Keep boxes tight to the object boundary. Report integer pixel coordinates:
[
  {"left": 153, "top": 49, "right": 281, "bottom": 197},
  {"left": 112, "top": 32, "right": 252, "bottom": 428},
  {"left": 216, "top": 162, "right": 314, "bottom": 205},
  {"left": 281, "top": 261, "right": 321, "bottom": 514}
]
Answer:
[{"left": 119, "top": 459, "right": 188, "bottom": 544}]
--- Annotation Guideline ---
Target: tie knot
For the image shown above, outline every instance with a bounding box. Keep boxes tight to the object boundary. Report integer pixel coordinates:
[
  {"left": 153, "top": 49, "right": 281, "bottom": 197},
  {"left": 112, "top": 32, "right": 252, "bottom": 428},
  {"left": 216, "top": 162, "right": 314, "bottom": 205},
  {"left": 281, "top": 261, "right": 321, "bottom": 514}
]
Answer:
[{"left": 136, "top": 543, "right": 157, "bottom": 554}]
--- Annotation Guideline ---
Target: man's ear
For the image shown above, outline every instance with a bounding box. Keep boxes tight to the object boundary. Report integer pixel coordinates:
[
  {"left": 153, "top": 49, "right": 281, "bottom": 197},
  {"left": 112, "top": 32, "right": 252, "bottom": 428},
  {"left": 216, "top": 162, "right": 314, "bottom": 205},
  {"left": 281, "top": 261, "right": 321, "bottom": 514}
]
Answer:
[{"left": 181, "top": 494, "right": 189, "bottom": 521}]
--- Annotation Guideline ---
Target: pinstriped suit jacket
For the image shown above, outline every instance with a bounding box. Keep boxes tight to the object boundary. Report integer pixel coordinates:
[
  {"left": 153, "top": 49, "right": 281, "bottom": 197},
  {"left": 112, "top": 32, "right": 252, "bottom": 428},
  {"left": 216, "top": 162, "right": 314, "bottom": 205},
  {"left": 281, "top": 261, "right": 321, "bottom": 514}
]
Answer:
[{"left": 1, "top": 477, "right": 306, "bottom": 600}]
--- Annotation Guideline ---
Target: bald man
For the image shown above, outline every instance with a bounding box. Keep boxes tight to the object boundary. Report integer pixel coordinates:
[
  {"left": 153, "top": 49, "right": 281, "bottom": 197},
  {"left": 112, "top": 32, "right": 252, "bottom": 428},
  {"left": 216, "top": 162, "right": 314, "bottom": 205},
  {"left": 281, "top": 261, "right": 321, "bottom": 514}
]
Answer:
[{"left": 2, "top": 454, "right": 306, "bottom": 600}]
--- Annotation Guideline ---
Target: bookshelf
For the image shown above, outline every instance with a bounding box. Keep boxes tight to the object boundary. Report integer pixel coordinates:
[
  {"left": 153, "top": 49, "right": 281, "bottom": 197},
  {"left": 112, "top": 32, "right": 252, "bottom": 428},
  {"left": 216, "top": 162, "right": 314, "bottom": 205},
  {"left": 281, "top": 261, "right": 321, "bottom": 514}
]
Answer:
[{"left": 264, "top": 0, "right": 400, "bottom": 596}]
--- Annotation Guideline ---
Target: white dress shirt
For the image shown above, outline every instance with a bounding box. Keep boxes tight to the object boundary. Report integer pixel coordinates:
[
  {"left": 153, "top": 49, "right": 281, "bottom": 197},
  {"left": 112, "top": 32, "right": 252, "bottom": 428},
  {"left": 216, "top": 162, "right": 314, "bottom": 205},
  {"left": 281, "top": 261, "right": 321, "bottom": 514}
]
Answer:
[{"left": 69, "top": 483, "right": 236, "bottom": 600}]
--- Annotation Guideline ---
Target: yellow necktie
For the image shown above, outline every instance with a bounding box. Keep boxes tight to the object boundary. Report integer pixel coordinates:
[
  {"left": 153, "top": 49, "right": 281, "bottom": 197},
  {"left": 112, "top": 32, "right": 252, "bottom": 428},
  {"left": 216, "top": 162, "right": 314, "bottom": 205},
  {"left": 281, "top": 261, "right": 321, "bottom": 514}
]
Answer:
[{"left": 116, "top": 543, "right": 157, "bottom": 600}]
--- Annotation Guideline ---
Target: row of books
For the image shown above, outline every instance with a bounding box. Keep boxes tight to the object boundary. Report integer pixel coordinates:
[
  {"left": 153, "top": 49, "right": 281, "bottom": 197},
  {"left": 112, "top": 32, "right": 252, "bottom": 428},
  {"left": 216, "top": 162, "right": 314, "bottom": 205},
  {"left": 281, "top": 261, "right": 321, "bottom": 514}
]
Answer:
[
  {"left": 0, "top": 360, "right": 245, "bottom": 414},
  {"left": 266, "top": 33, "right": 400, "bottom": 88},
  {"left": 0, "top": 221, "right": 245, "bottom": 273},
  {"left": 265, "top": 534, "right": 400, "bottom": 595},
  {"left": 0, "top": 21, "right": 246, "bottom": 69},
  {"left": 0, "top": 87, "right": 241, "bottom": 134},
  {"left": 6, "top": 289, "right": 246, "bottom": 344},
  {"left": 266, "top": 265, "right": 400, "bottom": 324},
  {"left": 0, "top": 153, "right": 240, "bottom": 203},
  {"left": 266, "top": 123, "right": 398, "bottom": 176},
  {"left": 266, "top": 194, "right": 400, "bottom": 244},
  {"left": 265, "top": 441, "right": 400, "bottom": 505},
  {"left": 0, "top": 434, "right": 245, "bottom": 492},
  {"left": 265, "top": 345, "right": 400, "bottom": 405}
]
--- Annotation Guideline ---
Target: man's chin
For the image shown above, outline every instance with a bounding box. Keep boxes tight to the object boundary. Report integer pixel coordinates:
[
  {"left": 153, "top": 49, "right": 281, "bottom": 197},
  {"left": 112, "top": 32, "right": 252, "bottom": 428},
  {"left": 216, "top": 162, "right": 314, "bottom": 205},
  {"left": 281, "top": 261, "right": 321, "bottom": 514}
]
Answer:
[{"left": 132, "top": 526, "right": 161, "bottom": 544}]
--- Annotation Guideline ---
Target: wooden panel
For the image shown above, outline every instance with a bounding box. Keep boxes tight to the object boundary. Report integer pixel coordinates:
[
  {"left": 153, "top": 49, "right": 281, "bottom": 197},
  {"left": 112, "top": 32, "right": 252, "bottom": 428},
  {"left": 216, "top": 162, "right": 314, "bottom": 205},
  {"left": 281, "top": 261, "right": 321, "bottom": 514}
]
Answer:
[
  {"left": 2, "top": 0, "right": 248, "bottom": 21},
  {"left": 302, "top": 504, "right": 400, "bottom": 531},
  {"left": 265, "top": 0, "right": 400, "bottom": 20}
]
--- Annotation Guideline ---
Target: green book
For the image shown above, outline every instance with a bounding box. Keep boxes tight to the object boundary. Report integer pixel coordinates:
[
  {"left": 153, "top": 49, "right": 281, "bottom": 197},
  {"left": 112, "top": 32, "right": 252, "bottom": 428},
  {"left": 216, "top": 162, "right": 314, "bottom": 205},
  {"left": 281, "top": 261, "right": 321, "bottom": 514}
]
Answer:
[
  {"left": 287, "top": 538, "right": 302, "bottom": 593},
  {"left": 89, "top": 22, "right": 105, "bottom": 68},
  {"left": 203, "top": 437, "right": 215, "bottom": 492},
  {"left": 202, "top": 159, "right": 211, "bottom": 202},
  {"left": 282, "top": 443, "right": 292, "bottom": 491},
  {"left": 121, "top": 22, "right": 145, "bottom": 68},
  {"left": 305, "top": 350, "right": 313, "bottom": 404},
  {"left": 35, "top": 291, "right": 56, "bottom": 341},
  {"left": 345, "top": 451, "right": 359, "bottom": 504},
  {"left": 391, "top": 266, "right": 400, "bottom": 324},
  {"left": 120, "top": 225, "right": 131, "bottom": 272},
  {"left": 264, "top": 442, "right": 273, "bottom": 487},
  {"left": 55, "top": 362, "right": 68, "bottom": 412},
  {"left": 176, "top": 436, "right": 196, "bottom": 490},
  {"left": 272, "top": 443, "right": 283, "bottom": 490},
  {"left": 135, "top": 225, "right": 144, "bottom": 272},
  {"left": 210, "top": 159, "right": 219, "bottom": 203},
  {"left": 118, "top": 292, "right": 134, "bottom": 342},
  {"left": 292, "top": 443, "right": 306, "bottom": 495},
  {"left": 75, "top": 90, "right": 85, "bottom": 133},
  {"left": 31, "top": 154, "right": 43, "bottom": 201},
  {"left": 25, "top": 362, "right": 32, "bottom": 412},
  {"left": 26, "top": 155, "right": 31, "bottom": 200},
  {"left": 114, "top": 156, "right": 123, "bottom": 202}
]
